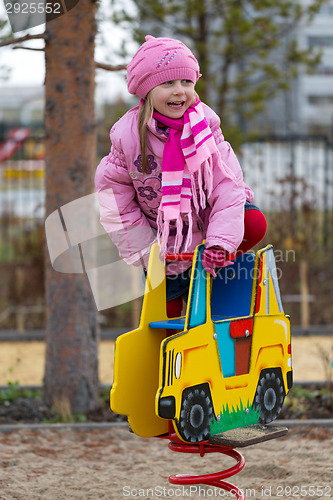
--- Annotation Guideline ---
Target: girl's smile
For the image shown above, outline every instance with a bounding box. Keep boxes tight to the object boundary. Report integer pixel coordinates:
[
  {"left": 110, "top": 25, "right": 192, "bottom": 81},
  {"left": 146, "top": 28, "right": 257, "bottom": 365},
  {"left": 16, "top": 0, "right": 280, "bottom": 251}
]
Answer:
[{"left": 150, "top": 79, "right": 196, "bottom": 119}]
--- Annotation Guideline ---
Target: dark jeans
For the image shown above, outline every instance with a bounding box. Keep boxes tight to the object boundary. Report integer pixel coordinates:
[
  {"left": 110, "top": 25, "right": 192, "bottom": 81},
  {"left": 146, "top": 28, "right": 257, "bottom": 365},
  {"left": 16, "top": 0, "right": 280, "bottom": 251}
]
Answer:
[{"left": 166, "top": 267, "right": 192, "bottom": 302}]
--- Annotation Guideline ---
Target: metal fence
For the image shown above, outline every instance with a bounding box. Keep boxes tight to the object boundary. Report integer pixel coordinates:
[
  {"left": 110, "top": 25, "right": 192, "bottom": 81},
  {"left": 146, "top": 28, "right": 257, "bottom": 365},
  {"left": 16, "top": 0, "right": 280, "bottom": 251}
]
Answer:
[
  {"left": 1, "top": 126, "right": 333, "bottom": 329},
  {"left": 0, "top": 124, "right": 44, "bottom": 261},
  {"left": 240, "top": 135, "right": 333, "bottom": 251},
  {"left": 1, "top": 128, "right": 333, "bottom": 260}
]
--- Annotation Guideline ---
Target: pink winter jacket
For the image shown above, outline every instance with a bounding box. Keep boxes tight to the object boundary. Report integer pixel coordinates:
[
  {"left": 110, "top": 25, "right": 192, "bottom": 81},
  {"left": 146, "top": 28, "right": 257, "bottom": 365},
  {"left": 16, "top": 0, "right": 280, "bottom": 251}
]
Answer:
[{"left": 95, "top": 102, "right": 254, "bottom": 275}]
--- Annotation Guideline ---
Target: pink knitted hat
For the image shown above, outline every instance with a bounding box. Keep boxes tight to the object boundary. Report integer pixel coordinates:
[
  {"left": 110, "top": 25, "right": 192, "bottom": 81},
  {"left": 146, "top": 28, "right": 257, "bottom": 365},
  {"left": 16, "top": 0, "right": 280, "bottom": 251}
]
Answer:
[{"left": 127, "top": 35, "right": 201, "bottom": 99}]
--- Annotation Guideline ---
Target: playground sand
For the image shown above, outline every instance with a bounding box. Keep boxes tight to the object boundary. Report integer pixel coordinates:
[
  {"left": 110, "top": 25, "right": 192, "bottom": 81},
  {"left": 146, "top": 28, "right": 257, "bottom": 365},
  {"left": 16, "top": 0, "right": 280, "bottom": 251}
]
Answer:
[
  {"left": 0, "top": 425, "right": 331, "bottom": 499},
  {"left": 0, "top": 337, "right": 332, "bottom": 499},
  {"left": 0, "top": 335, "right": 332, "bottom": 386}
]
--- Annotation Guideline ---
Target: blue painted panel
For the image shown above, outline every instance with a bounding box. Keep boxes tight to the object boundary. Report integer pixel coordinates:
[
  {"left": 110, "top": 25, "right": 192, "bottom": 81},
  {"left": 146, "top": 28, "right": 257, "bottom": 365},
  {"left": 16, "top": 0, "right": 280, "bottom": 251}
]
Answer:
[
  {"left": 150, "top": 318, "right": 185, "bottom": 330},
  {"left": 214, "top": 321, "right": 235, "bottom": 377},
  {"left": 188, "top": 245, "right": 207, "bottom": 329},
  {"left": 211, "top": 252, "right": 255, "bottom": 319}
]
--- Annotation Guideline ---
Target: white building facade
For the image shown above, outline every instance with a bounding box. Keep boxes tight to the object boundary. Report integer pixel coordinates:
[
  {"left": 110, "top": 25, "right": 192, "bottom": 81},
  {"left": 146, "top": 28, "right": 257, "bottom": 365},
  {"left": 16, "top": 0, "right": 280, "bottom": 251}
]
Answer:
[{"left": 295, "top": 0, "right": 333, "bottom": 136}]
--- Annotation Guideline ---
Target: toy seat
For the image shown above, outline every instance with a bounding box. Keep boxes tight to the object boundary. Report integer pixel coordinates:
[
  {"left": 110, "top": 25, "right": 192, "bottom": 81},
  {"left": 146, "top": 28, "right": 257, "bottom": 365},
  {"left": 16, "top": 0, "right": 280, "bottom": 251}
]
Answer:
[
  {"left": 150, "top": 318, "right": 185, "bottom": 330},
  {"left": 211, "top": 253, "right": 255, "bottom": 320}
]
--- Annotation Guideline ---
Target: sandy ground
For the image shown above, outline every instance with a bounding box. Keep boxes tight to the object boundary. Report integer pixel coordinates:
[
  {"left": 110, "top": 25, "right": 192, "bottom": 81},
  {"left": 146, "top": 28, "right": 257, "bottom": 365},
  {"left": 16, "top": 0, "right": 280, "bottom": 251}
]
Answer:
[
  {"left": 0, "top": 336, "right": 332, "bottom": 500},
  {"left": 0, "top": 336, "right": 332, "bottom": 386},
  {"left": 0, "top": 426, "right": 332, "bottom": 499}
]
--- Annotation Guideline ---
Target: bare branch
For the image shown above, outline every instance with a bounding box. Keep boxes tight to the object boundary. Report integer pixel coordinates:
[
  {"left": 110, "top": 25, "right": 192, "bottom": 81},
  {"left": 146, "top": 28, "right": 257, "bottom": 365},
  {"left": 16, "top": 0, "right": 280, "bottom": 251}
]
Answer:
[
  {"left": 12, "top": 46, "right": 44, "bottom": 51},
  {"left": 0, "top": 33, "right": 46, "bottom": 48},
  {"left": 95, "top": 61, "right": 127, "bottom": 71}
]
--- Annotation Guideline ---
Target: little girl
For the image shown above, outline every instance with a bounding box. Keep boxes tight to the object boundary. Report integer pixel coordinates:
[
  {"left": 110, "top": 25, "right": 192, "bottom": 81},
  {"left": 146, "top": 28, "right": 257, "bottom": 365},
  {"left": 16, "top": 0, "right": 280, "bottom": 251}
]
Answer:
[{"left": 95, "top": 35, "right": 267, "bottom": 317}]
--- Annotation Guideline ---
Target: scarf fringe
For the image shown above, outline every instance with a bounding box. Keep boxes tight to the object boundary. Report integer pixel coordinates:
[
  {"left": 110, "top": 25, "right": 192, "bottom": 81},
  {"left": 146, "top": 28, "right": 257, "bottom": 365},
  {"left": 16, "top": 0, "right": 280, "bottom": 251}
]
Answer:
[
  {"left": 191, "top": 174, "right": 200, "bottom": 214},
  {"left": 157, "top": 208, "right": 169, "bottom": 258},
  {"left": 190, "top": 160, "right": 213, "bottom": 214},
  {"left": 174, "top": 217, "right": 183, "bottom": 254},
  {"left": 158, "top": 211, "right": 195, "bottom": 255},
  {"left": 197, "top": 168, "right": 206, "bottom": 208},
  {"left": 184, "top": 211, "right": 193, "bottom": 252},
  {"left": 204, "top": 158, "right": 214, "bottom": 199}
]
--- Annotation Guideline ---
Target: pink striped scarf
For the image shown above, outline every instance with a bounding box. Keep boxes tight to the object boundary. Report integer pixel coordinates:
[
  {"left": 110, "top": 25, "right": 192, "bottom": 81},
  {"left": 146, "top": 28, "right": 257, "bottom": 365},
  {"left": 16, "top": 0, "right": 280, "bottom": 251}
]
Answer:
[{"left": 153, "top": 99, "right": 236, "bottom": 255}]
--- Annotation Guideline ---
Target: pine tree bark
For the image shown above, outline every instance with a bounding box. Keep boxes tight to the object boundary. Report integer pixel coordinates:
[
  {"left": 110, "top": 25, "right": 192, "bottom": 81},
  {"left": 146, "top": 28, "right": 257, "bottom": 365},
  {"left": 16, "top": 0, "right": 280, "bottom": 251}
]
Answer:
[{"left": 43, "top": 0, "right": 99, "bottom": 414}]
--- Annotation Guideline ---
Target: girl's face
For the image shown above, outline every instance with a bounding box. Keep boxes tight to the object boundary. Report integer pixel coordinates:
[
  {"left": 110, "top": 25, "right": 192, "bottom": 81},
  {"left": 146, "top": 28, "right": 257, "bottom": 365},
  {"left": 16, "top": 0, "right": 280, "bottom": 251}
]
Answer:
[{"left": 150, "top": 79, "right": 196, "bottom": 119}]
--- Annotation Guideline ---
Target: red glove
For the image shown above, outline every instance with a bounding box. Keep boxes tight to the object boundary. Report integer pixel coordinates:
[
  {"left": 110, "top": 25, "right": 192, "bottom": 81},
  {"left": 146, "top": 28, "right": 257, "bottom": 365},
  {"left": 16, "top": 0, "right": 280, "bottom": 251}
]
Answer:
[{"left": 202, "top": 247, "right": 233, "bottom": 277}]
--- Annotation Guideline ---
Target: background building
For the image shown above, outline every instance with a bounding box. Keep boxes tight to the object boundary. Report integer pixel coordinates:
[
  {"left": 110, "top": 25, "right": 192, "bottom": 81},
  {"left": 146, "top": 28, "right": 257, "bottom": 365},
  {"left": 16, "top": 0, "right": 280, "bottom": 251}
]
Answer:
[
  {"left": 267, "top": 0, "right": 333, "bottom": 137},
  {"left": 297, "top": 0, "right": 333, "bottom": 136}
]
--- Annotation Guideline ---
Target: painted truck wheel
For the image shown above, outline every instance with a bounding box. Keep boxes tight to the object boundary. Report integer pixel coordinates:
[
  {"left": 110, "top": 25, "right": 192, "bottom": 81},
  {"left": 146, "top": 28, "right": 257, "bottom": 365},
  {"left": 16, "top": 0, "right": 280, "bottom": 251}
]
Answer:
[
  {"left": 254, "top": 369, "right": 285, "bottom": 423},
  {"left": 177, "top": 384, "right": 213, "bottom": 443}
]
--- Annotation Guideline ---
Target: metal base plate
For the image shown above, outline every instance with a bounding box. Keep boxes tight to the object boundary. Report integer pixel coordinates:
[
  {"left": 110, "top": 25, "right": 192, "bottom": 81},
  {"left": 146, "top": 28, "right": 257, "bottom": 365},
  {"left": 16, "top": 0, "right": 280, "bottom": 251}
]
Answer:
[{"left": 209, "top": 424, "right": 288, "bottom": 448}]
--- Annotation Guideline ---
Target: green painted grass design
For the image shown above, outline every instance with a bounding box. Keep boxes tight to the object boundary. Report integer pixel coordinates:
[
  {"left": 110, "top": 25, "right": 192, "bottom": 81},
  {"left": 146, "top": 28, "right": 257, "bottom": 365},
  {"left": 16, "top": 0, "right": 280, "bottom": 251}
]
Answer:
[{"left": 210, "top": 399, "right": 260, "bottom": 435}]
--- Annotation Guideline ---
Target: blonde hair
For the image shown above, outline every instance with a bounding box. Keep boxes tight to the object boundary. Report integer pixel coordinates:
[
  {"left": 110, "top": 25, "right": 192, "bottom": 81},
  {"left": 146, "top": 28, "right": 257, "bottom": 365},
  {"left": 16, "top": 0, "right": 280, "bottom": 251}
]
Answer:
[
  {"left": 138, "top": 90, "right": 199, "bottom": 175},
  {"left": 138, "top": 93, "right": 154, "bottom": 175}
]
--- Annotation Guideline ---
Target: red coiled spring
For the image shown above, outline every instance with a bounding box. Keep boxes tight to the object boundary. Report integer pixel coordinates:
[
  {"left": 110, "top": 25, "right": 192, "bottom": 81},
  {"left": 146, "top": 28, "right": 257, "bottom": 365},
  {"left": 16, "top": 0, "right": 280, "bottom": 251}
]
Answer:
[{"left": 160, "top": 424, "right": 245, "bottom": 500}]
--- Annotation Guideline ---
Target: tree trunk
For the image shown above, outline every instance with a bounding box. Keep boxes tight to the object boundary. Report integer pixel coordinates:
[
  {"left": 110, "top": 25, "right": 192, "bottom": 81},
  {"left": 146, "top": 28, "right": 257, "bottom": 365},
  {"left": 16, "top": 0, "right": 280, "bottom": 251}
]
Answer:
[{"left": 43, "top": 0, "right": 99, "bottom": 414}]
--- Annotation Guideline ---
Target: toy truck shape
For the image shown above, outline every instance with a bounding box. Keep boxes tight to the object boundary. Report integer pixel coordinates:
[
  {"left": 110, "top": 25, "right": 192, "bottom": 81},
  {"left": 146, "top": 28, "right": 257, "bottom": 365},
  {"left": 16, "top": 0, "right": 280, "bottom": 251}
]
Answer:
[{"left": 111, "top": 243, "right": 293, "bottom": 443}]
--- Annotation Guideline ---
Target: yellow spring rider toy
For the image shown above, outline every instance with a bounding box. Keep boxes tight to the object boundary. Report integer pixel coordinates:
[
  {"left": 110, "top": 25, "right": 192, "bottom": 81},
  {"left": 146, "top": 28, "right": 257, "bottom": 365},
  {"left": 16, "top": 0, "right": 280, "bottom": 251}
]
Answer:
[{"left": 111, "top": 243, "right": 292, "bottom": 498}]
